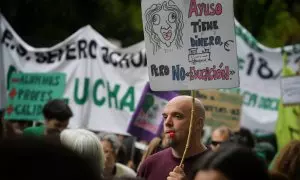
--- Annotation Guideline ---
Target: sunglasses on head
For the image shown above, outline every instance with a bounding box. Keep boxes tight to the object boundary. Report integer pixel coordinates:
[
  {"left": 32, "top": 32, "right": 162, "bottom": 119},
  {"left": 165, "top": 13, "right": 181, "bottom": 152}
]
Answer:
[{"left": 211, "top": 141, "right": 222, "bottom": 146}]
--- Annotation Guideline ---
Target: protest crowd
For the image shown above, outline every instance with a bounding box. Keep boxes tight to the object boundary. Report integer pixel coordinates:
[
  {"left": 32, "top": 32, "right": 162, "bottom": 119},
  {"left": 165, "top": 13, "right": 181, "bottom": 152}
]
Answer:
[
  {"left": 1, "top": 0, "right": 300, "bottom": 180},
  {"left": 0, "top": 96, "right": 298, "bottom": 180}
]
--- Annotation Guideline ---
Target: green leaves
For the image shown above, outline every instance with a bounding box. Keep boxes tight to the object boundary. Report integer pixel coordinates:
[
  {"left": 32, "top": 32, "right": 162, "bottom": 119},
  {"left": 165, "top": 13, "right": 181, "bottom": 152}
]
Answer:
[
  {"left": 235, "top": 0, "right": 300, "bottom": 47},
  {"left": 0, "top": 0, "right": 299, "bottom": 48}
]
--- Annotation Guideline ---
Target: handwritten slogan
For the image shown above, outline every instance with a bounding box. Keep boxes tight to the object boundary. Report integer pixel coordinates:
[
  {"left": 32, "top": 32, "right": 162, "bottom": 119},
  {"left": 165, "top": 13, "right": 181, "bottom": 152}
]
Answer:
[
  {"left": 142, "top": 0, "right": 239, "bottom": 91},
  {"left": 5, "top": 73, "right": 66, "bottom": 120},
  {"left": 280, "top": 76, "right": 300, "bottom": 105}
]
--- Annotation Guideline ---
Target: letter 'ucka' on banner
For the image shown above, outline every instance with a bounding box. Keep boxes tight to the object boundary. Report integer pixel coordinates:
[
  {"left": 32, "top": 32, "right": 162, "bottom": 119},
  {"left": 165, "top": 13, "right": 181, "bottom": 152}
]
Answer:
[{"left": 141, "top": 0, "right": 240, "bottom": 91}]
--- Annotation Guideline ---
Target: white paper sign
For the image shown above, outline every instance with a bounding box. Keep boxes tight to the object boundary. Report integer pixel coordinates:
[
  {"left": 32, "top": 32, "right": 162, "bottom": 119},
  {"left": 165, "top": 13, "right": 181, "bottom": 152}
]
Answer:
[
  {"left": 141, "top": 0, "right": 239, "bottom": 91},
  {"left": 281, "top": 76, "right": 300, "bottom": 105}
]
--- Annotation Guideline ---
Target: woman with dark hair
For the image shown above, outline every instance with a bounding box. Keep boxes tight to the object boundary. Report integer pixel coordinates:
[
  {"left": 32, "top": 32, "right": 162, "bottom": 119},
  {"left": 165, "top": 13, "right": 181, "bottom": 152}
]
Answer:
[{"left": 191, "top": 143, "right": 270, "bottom": 180}]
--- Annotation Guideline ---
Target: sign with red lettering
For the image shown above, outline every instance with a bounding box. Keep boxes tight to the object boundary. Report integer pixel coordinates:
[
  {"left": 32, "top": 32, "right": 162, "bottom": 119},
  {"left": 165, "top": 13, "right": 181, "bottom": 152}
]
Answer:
[
  {"left": 141, "top": 0, "right": 239, "bottom": 91},
  {"left": 4, "top": 73, "right": 66, "bottom": 121}
]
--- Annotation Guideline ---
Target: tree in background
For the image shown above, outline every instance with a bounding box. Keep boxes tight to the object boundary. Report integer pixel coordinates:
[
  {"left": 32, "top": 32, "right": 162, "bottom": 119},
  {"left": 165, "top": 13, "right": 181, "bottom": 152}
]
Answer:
[
  {"left": 0, "top": 0, "right": 299, "bottom": 47},
  {"left": 234, "top": 0, "right": 300, "bottom": 47}
]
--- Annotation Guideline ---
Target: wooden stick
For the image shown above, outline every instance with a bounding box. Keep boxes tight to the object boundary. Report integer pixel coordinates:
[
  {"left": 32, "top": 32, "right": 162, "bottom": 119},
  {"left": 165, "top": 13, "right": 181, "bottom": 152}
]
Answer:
[{"left": 179, "top": 90, "right": 196, "bottom": 166}]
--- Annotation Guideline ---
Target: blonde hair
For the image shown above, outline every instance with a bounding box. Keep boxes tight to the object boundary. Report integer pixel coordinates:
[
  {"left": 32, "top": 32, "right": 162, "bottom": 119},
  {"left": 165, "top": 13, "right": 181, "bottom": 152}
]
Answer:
[
  {"left": 60, "top": 129, "right": 105, "bottom": 174},
  {"left": 272, "top": 140, "right": 300, "bottom": 179}
]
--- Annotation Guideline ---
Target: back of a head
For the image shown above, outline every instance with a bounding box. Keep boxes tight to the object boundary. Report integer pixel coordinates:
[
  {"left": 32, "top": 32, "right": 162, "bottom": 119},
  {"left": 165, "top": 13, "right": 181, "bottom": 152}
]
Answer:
[
  {"left": 60, "top": 129, "right": 105, "bottom": 173},
  {"left": 0, "top": 136, "right": 101, "bottom": 180},
  {"left": 229, "top": 127, "right": 255, "bottom": 149},
  {"left": 43, "top": 99, "right": 73, "bottom": 121},
  {"left": 191, "top": 143, "right": 270, "bottom": 180},
  {"left": 272, "top": 140, "right": 300, "bottom": 179}
]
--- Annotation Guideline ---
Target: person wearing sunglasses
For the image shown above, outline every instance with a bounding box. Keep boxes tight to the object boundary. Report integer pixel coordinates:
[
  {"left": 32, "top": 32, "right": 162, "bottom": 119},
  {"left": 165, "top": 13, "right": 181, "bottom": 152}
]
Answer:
[{"left": 210, "top": 126, "right": 232, "bottom": 151}]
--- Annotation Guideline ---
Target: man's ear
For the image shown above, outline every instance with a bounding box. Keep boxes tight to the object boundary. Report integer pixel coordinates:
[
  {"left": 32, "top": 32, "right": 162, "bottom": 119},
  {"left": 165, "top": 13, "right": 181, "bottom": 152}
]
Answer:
[{"left": 194, "top": 117, "right": 202, "bottom": 131}]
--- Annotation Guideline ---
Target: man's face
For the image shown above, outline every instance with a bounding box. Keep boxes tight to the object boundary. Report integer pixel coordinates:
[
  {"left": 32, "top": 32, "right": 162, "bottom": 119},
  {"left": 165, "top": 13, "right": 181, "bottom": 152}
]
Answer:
[
  {"left": 210, "top": 130, "right": 229, "bottom": 151},
  {"left": 101, "top": 140, "right": 116, "bottom": 169},
  {"left": 162, "top": 98, "right": 194, "bottom": 148},
  {"left": 45, "top": 119, "right": 69, "bottom": 133}
]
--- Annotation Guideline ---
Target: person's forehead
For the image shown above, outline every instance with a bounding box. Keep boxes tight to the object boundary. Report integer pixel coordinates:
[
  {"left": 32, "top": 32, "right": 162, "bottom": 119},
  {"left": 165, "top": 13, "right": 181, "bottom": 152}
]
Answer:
[
  {"left": 211, "top": 133, "right": 224, "bottom": 141},
  {"left": 163, "top": 97, "right": 191, "bottom": 113},
  {"left": 212, "top": 129, "right": 222, "bottom": 136},
  {"left": 169, "top": 96, "right": 192, "bottom": 105},
  {"left": 101, "top": 140, "right": 113, "bottom": 149},
  {"left": 212, "top": 130, "right": 228, "bottom": 140}
]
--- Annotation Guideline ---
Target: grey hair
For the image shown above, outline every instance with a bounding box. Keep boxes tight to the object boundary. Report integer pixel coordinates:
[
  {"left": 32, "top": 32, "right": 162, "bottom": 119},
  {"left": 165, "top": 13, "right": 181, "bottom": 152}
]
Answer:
[
  {"left": 60, "top": 129, "right": 105, "bottom": 173},
  {"left": 97, "top": 132, "right": 121, "bottom": 155}
]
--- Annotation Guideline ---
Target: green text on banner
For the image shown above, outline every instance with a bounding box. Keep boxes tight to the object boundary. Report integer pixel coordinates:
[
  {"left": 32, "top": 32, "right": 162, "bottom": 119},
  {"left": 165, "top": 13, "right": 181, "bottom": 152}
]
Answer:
[{"left": 5, "top": 73, "right": 66, "bottom": 120}]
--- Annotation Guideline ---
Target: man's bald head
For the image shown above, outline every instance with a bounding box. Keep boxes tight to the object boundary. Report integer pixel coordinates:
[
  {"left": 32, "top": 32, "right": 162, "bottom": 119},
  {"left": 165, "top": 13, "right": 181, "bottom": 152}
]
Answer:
[
  {"left": 167, "top": 95, "right": 205, "bottom": 122},
  {"left": 211, "top": 126, "right": 232, "bottom": 143},
  {"left": 210, "top": 126, "right": 232, "bottom": 151},
  {"left": 163, "top": 95, "right": 206, "bottom": 149},
  {"left": 213, "top": 126, "right": 232, "bottom": 138}
]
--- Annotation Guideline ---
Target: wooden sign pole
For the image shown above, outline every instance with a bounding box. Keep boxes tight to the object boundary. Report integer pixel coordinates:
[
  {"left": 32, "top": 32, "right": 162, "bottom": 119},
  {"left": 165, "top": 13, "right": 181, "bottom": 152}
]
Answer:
[{"left": 180, "top": 90, "right": 196, "bottom": 166}]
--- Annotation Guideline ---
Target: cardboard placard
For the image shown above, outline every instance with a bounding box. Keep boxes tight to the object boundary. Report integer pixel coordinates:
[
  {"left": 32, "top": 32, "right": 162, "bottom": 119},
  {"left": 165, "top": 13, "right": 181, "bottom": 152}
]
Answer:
[{"left": 142, "top": 0, "right": 239, "bottom": 91}]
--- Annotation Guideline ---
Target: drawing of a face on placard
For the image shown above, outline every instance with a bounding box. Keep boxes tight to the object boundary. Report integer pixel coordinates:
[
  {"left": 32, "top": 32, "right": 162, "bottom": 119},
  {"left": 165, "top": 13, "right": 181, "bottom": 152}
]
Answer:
[{"left": 144, "top": 0, "right": 184, "bottom": 54}]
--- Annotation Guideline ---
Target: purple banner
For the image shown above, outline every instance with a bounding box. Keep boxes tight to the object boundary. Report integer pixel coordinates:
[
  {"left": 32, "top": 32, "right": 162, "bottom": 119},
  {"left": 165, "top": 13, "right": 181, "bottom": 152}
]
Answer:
[{"left": 127, "top": 82, "right": 178, "bottom": 142}]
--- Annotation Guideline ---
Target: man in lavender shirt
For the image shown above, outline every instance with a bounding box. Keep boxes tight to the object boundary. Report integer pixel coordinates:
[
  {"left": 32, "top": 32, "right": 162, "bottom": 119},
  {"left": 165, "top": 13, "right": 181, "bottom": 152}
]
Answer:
[{"left": 137, "top": 96, "right": 208, "bottom": 180}]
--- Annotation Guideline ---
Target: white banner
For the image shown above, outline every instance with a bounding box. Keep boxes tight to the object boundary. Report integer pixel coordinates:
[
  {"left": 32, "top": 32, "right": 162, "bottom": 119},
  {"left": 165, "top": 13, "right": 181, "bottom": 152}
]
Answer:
[
  {"left": 1, "top": 14, "right": 300, "bottom": 133},
  {"left": 225, "top": 20, "right": 300, "bottom": 132},
  {"left": 0, "top": 15, "right": 149, "bottom": 135}
]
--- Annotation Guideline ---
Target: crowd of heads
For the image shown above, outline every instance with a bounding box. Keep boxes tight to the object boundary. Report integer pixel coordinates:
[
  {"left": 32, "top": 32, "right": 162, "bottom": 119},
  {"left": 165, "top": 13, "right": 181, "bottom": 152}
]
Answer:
[{"left": 0, "top": 96, "right": 299, "bottom": 180}]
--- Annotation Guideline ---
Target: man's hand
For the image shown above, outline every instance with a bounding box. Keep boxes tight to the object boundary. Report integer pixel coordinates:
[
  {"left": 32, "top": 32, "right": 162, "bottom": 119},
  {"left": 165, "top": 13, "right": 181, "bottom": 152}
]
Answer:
[{"left": 167, "top": 165, "right": 187, "bottom": 180}]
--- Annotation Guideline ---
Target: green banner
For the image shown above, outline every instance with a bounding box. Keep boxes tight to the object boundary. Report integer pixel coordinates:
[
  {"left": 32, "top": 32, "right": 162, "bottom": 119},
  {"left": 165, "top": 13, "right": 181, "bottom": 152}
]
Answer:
[{"left": 4, "top": 73, "right": 66, "bottom": 121}]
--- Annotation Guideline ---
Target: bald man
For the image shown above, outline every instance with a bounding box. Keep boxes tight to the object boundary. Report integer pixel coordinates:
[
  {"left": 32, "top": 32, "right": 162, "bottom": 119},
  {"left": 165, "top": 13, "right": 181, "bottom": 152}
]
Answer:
[
  {"left": 137, "top": 96, "right": 208, "bottom": 180},
  {"left": 210, "top": 126, "right": 232, "bottom": 151}
]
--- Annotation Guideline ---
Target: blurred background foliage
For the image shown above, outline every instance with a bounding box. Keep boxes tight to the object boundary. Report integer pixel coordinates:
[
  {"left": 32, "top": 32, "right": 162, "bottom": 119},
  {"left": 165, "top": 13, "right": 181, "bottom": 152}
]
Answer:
[{"left": 0, "top": 0, "right": 299, "bottom": 47}]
